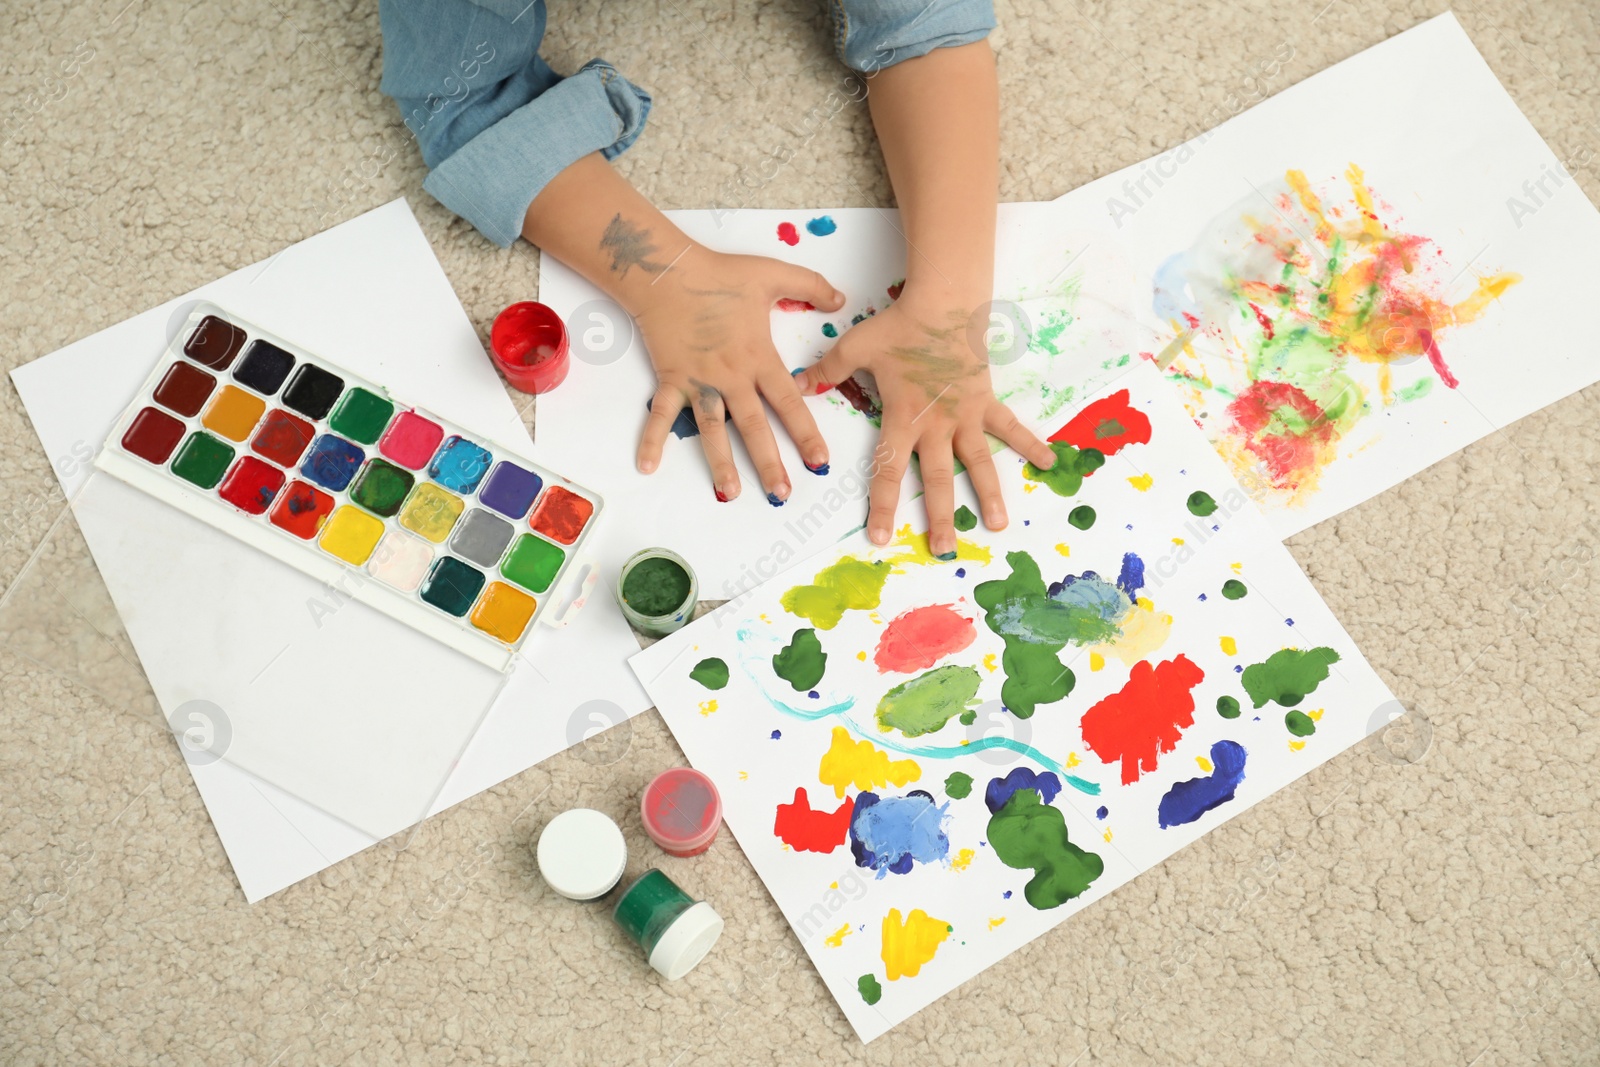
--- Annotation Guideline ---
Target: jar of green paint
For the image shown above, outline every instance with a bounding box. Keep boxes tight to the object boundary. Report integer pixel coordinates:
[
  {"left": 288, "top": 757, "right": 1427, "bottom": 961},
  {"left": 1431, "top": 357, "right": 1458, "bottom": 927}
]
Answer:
[
  {"left": 611, "top": 868, "right": 723, "bottom": 980},
  {"left": 617, "top": 548, "right": 697, "bottom": 637}
]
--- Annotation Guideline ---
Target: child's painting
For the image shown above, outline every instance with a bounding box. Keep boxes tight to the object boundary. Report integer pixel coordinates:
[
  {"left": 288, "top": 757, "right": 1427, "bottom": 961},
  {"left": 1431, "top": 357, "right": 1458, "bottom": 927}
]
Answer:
[{"left": 630, "top": 367, "right": 1397, "bottom": 1041}]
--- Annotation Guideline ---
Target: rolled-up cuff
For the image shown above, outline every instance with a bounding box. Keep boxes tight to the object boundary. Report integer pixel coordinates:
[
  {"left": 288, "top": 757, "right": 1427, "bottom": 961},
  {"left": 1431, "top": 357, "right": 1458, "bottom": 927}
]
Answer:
[
  {"left": 831, "top": 0, "right": 995, "bottom": 73},
  {"left": 422, "top": 59, "right": 651, "bottom": 248}
]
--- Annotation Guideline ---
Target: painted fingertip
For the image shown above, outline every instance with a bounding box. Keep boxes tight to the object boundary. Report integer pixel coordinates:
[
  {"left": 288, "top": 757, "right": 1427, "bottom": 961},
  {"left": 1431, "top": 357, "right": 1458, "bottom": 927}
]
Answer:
[
  {"left": 804, "top": 460, "right": 830, "bottom": 476},
  {"left": 714, "top": 488, "right": 730, "bottom": 503},
  {"left": 813, "top": 381, "right": 834, "bottom": 396},
  {"left": 935, "top": 549, "right": 957, "bottom": 561},
  {"left": 766, "top": 492, "right": 785, "bottom": 507}
]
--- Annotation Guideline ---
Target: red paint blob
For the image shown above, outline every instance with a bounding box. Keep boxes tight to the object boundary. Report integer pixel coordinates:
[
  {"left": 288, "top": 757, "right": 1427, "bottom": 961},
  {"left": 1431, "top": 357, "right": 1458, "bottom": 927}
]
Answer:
[
  {"left": 1080, "top": 654, "right": 1206, "bottom": 785},
  {"left": 1248, "top": 302, "right": 1276, "bottom": 340},
  {"left": 642, "top": 768, "right": 723, "bottom": 857},
  {"left": 1226, "top": 380, "right": 1335, "bottom": 488},
  {"left": 269, "top": 479, "right": 335, "bottom": 539},
  {"left": 874, "top": 604, "right": 976, "bottom": 673},
  {"left": 775, "top": 298, "right": 815, "bottom": 312},
  {"left": 378, "top": 411, "right": 445, "bottom": 470},
  {"left": 151, "top": 362, "right": 217, "bottom": 417},
  {"left": 218, "top": 456, "right": 286, "bottom": 515},
  {"left": 1049, "top": 388, "right": 1153, "bottom": 455},
  {"left": 250, "top": 408, "right": 316, "bottom": 467},
  {"left": 121, "top": 407, "right": 186, "bottom": 465},
  {"left": 528, "top": 485, "right": 593, "bottom": 545},
  {"left": 773, "top": 787, "right": 853, "bottom": 853},
  {"left": 777, "top": 222, "right": 800, "bottom": 246},
  {"left": 490, "top": 301, "right": 570, "bottom": 394}
]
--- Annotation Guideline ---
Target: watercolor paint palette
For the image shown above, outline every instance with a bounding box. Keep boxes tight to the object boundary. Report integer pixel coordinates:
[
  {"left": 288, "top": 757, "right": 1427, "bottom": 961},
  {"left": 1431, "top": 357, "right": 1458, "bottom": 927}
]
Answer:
[{"left": 95, "top": 302, "right": 603, "bottom": 671}]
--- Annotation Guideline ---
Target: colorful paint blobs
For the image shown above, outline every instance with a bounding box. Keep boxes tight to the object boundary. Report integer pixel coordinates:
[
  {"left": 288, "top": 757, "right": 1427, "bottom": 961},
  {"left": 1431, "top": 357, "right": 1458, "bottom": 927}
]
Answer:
[
  {"left": 1217, "top": 695, "right": 1242, "bottom": 719},
  {"left": 850, "top": 790, "right": 950, "bottom": 876},
  {"left": 881, "top": 908, "right": 952, "bottom": 981},
  {"left": 280, "top": 364, "right": 345, "bottom": 421},
  {"left": 1187, "top": 491, "right": 1218, "bottom": 517},
  {"left": 319, "top": 505, "right": 385, "bottom": 565},
  {"left": 857, "top": 974, "right": 883, "bottom": 1005},
  {"left": 233, "top": 340, "right": 295, "bottom": 395},
  {"left": 984, "top": 768, "right": 1062, "bottom": 813},
  {"left": 269, "top": 480, "right": 334, "bottom": 540},
  {"left": 1240, "top": 646, "right": 1340, "bottom": 708},
  {"left": 1023, "top": 443, "right": 1104, "bottom": 497},
  {"left": 1068, "top": 505, "right": 1096, "bottom": 531},
  {"left": 201, "top": 385, "right": 266, "bottom": 442},
  {"left": 470, "top": 581, "right": 536, "bottom": 642},
  {"left": 805, "top": 215, "right": 837, "bottom": 236},
  {"left": 773, "top": 628, "right": 827, "bottom": 691},
  {"left": 1080, "top": 654, "right": 1206, "bottom": 784},
  {"left": 1285, "top": 710, "right": 1318, "bottom": 737},
  {"left": 251, "top": 409, "right": 315, "bottom": 467},
  {"left": 151, "top": 362, "right": 216, "bottom": 417},
  {"left": 122, "top": 407, "right": 186, "bottom": 464},
  {"left": 987, "top": 788, "right": 1103, "bottom": 910},
  {"left": 349, "top": 459, "right": 416, "bottom": 518},
  {"left": 301, "top": 434, "right": 365, "bottom": 493},
  {"left": 500, "top": 532, "right": 565, "bottom": 594},
  {"left": 419, "top": 556, "right": 485, "bottom": 617},
  {"left": 366, "top": 530, "right": 433, "bottom": 591},
  {"left": 170, "top": 432, "right": 234, "bottom": 489},
  {"left": 183, "top": 315, "right": 245, "bottom": 369},
  {"left": 217, "top": 456, "right": 284, "bottom": 515},
  {"left": 777, "top": 221, "right": 800, "bottom": 246},
  {"left": 773, "top": 786, "right": 854, "bottom": 853},
  {"left": 944, "top": 771, "right": 974, "bottom": 800},
  {"left": 379, "top": 411, "right": 445, "bottom": 470},
  {"left": 873, "top": 604, "right": 976, "bottom": 673},
  {"left": 818, "top": 726, "right": 920, "bottom": 799},
  {"left": 781, "top": 556, "right": 894, "bottom": 629},
  {"left": 689, "top": 658, "right": 729, "bottom": 690},
  {"left": 1221, "top": 579, "right": 1248, "bottom": 600},
  {"left": 1158, "top": 740, "right": 1247, "bottom": 828},
  {"left": 973, "top": 551, "right": 1076, "bottom": 718},
  {"left": 478, "top": 461, "right": 543, "bottom": 519},
  {"left": 399, "top": 481, "right": 465, "bottom": 543},
  {"left": 529, "top": 485, "right": 594, "bottom": 545},
  {"left": 327, "top": 387, "right": 394, "bottom": 445},
  {"left": 1048, "top": 388, "right": 1152, "bottom": 455},
  {"left": 952, "top": 505, "right": 977, "bottom": 532},
  {"left": 430, "top": 435, "right": 494, "bottom": 494},
  {"left": 874, "top": 665, "right": 981, "bottom": 737}
]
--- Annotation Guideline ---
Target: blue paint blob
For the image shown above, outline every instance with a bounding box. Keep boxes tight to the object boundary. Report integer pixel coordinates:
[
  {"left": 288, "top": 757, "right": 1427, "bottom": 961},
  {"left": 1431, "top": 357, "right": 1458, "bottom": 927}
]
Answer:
[
  {"left": 808, "top": 690, "right": 819, "bottom": 699},
  {"left": 848, "top": 790, "right": 951, "bottom": 876},
  {"left": 984, "top": 767, "right": 1062, "bottom": 814},
  {"left": 1116, "top": 552, "right": 1146, "bottom": 599},
  {"left": 1158, "top": 740, "right": 1247, "bottom": 829},
  {"left": 1198, "top": 593, "right": 1208, "bottom": 602},
  {"left": 770, "top": 729, "right": 781, "bottom": 740},
  {"left": 955, "top": 567, "right": 966, "bottom": 578},
  {"left": 767, "top": 492, "right": 785, "bottom": 507},
  {"left": 1003, "top": 890, "right": 1012, "bottom": 899},
  {"left": 805, "top": 215, "right": 838, "bottom": 236},
  {"left": 1095, "top": 805, "right": 1109, "bottom": 819}
]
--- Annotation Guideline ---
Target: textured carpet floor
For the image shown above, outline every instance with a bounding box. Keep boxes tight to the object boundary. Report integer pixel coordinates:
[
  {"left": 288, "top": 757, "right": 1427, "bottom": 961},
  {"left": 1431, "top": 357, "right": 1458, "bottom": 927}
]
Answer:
[{"left": 3, "top": 1, "right": 1599, "bottom": 1064}]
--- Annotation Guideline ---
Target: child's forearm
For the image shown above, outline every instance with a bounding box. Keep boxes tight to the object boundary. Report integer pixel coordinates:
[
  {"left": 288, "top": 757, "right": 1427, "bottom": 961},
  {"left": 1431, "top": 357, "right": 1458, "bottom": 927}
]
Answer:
[{"left": 864, "top": 42, "right": 999, "bottom": 309}]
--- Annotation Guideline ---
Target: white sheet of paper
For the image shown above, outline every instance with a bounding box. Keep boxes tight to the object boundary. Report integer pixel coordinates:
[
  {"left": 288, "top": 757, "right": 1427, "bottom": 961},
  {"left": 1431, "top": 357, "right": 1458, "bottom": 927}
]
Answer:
[
  {"left": 1050, "top": 12, "right": 1600, "bottom": 536},
  {"left": 536, "top": 202, "right": 1145, "bottom": 595},
  {"left": 11, "top": 200, "right": 650, "bottom": 900},
  {"left": 629, "top": 365, "right": 1398, "bottom": 1042}
]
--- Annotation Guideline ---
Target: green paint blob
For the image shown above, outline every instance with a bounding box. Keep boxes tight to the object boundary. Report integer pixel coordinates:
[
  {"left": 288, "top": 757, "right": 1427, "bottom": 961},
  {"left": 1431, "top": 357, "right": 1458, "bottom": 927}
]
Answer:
[
  {"left": 953, "top": 505, "right": 977, "bottom": 532},
  {"left": 1068, "top": 505, "right": 1096, "bottom": 531},
  {"left": 987, "top": 788, "right": 1104, "bottom": 910},
  {"left": 821, "top": 322, "right": 838, "bottom": 338},
  {"left": 781, "top": 557, "right": 894, "bottom": 629},
  {"left": 690, "top": 658, "right": 729, "bottom": 690},
  {"left": 1187, "top": 491, "right": 1218, "bottom": 517},
  {"left": 857, "top": 974, "right": 883, "bottom": 1005},
  {"left": 1217, "top": 695, "right": 1241, "bottom": 719},
  {"left": 944, "top": 771, "right": 974, "bottom": 800},
  {"left": 1241, "top": 646, "right": 1342, "bottom": 708},
  {"left": 1285, "top": 709, "right": 1318, "bottom": 737},
  {"left": 621, "top": 554, "right": 690, "bottom": 616},
  {"left": 1022, "top": 442, "right": 1104, "bottom": 497},
  {"left": 875, "top": 665, "right": 982, "bottom": 737},
  {"left": 1221, "top": 579, "right": 1248, "bottom": 600},
  {"left": 772, "top": 628, "right": 827, "bottom": 691},
  {"left": 1397, "top": 377, "right": 1433, "bottom": 402},
  {"left": 171, "top": 432, "right": 234, "bottom": 489},
  {"left": 1028, "top": 310, "right": 1073, "bottom": 356},
  {"left": 328, "top": 387, "right": 395, "bottom": 445},
  {"left": 973, "top": 551, "right": 1076, "bottom": 718}
]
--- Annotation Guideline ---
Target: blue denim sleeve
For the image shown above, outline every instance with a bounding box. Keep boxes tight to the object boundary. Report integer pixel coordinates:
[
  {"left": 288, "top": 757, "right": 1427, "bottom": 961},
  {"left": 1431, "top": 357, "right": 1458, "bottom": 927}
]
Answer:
[
  {"left": 378, "top": 0, "right": 651, "bottom": 247},
  {"left": 828, "top": 0, "right": 996, "bottom": 73}
]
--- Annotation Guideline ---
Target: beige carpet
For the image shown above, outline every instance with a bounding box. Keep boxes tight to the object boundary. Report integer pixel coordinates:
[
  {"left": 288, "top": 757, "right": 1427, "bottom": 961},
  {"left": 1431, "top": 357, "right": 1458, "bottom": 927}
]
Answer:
[{"left": 3, "top": 0, "right": 1599, "bottom": 1063}]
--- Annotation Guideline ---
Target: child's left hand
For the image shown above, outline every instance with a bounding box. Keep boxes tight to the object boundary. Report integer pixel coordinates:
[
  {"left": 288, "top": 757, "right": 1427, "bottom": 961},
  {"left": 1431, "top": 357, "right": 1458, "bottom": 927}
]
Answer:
[{"left": 793, "top": 289, "right": 1056, "bottom": 556}]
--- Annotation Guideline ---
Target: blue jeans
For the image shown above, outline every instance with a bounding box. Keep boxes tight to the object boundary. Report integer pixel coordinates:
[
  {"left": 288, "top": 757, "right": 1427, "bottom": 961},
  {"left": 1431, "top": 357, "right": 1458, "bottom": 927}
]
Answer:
[{"left": 379, "top": 0, "right": 995, "bottom": 248}]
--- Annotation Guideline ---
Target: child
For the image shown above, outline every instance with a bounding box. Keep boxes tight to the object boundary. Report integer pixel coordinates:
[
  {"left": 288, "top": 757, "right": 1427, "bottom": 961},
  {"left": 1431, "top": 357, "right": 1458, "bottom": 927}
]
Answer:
[{"left": 378, "top": 0, "right": 1054, "bottom": 557}]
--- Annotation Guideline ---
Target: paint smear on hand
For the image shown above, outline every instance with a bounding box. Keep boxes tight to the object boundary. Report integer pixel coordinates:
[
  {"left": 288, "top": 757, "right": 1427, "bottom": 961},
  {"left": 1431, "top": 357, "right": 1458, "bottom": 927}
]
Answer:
[
  {"left": 819, "top": 726, "right": 921, "bottom": 799},
  {"left": 773, "top": 628, "right": 828, "bottom": 691},
  {"left": 1080, "top": 654, "right": 1206, "bottom": 784},
  {"left": 874, "top": 605, "right": 976, "bottom": 673},
  {"left": 987, "top": 788, "right": 1104, "bottom": 910},
  {"left": 850, "top": 790, "right": 950, "bottom": 875},
  {"left": 1049, "top": 388, "right": 1153, "bottom": 455},
  {"left": 1158, "top": 740, "right": 1247, "bottom": 828},
  {"left": 1023, "top": 442, "right": 1105, "bottom": 496},
  {"left": 775, "top": 298, "right": 815, "bottom": 312},
  {"left": 781, "top": 556, "right": 895, "bottom": 629},
  {"left": 881, "top": 907, "right": 953, "bottom": 980},
  {"left": 875, "top": 665, "right": 982, "bottom": 737},
  {"left": 1241, "top": 646, "right": 1341, "bottom": 708},
  {"left": 774, "top": 786, "right": 854, "bottom": 853},
  {"left": 690, "top": 657, "right": 729, "bottom": 689},
  {"left": 777, "top": 222, "right": 800, "bottom": 245}
]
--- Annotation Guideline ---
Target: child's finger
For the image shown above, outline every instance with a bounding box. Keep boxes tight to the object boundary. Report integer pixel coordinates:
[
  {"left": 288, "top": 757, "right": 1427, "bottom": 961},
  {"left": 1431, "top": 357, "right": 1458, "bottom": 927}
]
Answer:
[
  {"left": 957, "top": 431, "right": 1008, "bottom": 531},
  {"left": 793, "top": 330, "right": 865, "bottom": 397},
  {"left": 920, "top": 440, "right": 958, "bottom": 558},
  {"left": 639, "top": 383, "right": 687, "bottom": 474},
  {"left": 866, "top": 425, "right": 912, "bottom": 545},
  {"left": 725, "top": 385, "right": 791, "bottom": 505},
  {"left": 693, "top": 389, "right": 742, "bottom": 502},
  {"left": 758, "top": 364, "right": 829, "bottom": 474},
  {"left": 770, "top": 262, "right": 846, "bottom": 313},
  {"left": 985, "top": 402, "right": 1056, "bottom": 469}
]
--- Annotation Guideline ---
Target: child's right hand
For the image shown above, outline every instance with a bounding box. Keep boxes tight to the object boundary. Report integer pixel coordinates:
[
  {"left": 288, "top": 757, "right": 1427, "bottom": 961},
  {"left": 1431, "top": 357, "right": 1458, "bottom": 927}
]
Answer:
[{"left": 631, "top": 248, "right": 846, "bottom": 504}]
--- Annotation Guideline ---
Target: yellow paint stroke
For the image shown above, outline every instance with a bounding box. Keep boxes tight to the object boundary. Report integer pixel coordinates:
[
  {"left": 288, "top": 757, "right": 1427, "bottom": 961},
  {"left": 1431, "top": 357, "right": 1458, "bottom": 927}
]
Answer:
[
  {"left": 988, "top": 917, "right": 1006, "bottom": 931},
  {"left": 780, "top": 556, "right": 896, "bottom": 629},
  {"left": 889, "top": 525, "right": 991, "bottom": 566},
  {"left": 738, "top": 771, "right": 748, "bottom": 780},
  {"left": 1065, "top": 752, "right": 1081, "bottom": 768},
  {"left": 819, "top": 726, "right": 921, "bottom": 799},
  {"left": 856, "top": 650, "right": 867, "bottom": 661},
  {"left": 1346, "top": 162, "right": 1385, "bottom": 245},
  {"left": 825, "top": 923, "right": 852, "bottom": 948},
  {"left": 1055, "top": 542, "right": 1071, "bottom": 557},
  {"left": 1309, "top": 708, "right": 1324, "bottom": 721},
  {"left": 1231, "top": 562, "right": 1243, "bottom": 574},
  {"left": 1172, "top": 538, "right": 1185, "bottom": 546},
  {"left": 1220, "top": 636, "right": 1237, "bottom": 657},
  {"left": 882, "top": 908, "right": 952, "bottom": 981},
  {"left": 830, "top": 881, "right": 839, "bottom": 889},
  {"left": 1289, "top": 739, "right": 1306, "bottom": 752},
  {"left": 759, "top": 613, "right": 770, "bottom": 624},
  {"left": 951, "top": 848, "right": 975, "bottom": 872},
  {"left": 1127, "top": 473, "right": 1153, "bottom": 492},
  {"left": 1103, "top": 829, "right": 1114, "bottom": 842},
  {"left": 1196, "top": 755, "right": 1213, "bottom": 772},
  {"left": 1023, "top": 482, "right": 1038, "bottom": 493},
  {"left": 1089, "top": 652, "right": 1104, "bottom": 672},
  {"left": 982, "top": 653, "right": 997, "bottom": 673},
  {"left": 1096, "top": 597, "right": 1173, "bottom": 668},
  {"left": 698, "top": 700, "right": 718, "bottom": 717},
  {"left": 870, "top": 612, "right": 883, "bottom": 625}
]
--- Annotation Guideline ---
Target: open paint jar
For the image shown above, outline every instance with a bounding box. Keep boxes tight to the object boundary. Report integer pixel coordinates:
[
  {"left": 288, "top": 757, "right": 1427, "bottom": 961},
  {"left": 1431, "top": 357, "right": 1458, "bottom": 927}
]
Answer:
[
  {"left": 641, "top": 768, "right": 722, "bottom": 857},
  {"left": 612, "top": 869, "right": 724, "bottom": 981},
  {"left": 616, "top": 548, "right": 697, "bottom": 638},
  {"left": 535, "top": 808, "right": 628, "bottom": 900},
  {"left": 490, "top": 301, "right": 569, "bottom": 394}
]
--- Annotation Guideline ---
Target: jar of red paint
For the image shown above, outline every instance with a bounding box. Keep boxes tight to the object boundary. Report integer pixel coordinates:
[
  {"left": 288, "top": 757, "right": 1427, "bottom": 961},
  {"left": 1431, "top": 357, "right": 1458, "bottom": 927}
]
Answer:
[
  {"left": 490, "top": 301, "right": 569, "bottom": 394},
  {"left": 641, "top": 767, "right": 723, "bottom": 858}
]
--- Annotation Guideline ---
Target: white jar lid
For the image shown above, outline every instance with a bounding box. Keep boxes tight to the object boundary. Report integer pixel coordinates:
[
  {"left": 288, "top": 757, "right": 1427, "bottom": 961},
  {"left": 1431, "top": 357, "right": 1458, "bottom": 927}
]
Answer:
[
  {"left": 647, "top": 900, "right": 724, "bottom": 980},
  {"left": 535, "top": 809, "right": 627, "bottom": 900}
]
